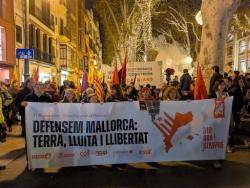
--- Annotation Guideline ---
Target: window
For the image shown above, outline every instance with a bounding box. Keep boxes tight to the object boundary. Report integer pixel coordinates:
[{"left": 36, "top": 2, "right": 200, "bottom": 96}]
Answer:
[
  {"left": 49, "top": 37, "right": 52, "bottom": 54},
  {"left": 227, "top": 46, "right": 233, "bottom": 57},
  {"left": 0, "top": 0, "right": 7, "bottom": 19},
  {"left": 60, "top": 44, "right": 67, "bottom": 67},
  {"left": 43, "top": 34, "right": 47, "bottom": 52},
  {"left": 0, "top": 26, "right": 6, "bottom": 61},
  {"left": 29, "top": 24, "right": 35, "bottom": 48},
  {"left": 239, "top": 40, "right": 246, "bottom": 54},
  {"left": 36, "top": 29, "right": 40, "bottom": 49},
  {"left": 60, "top": 18, "right": 64, "bottom": 35},
  {"left": 51, "top": 15, "right": 55, "bottom": 29},
  {"left": 239, "top": 57, "right": 246, "bottom": 72},
  {"left": 16, "top": 25, "right": 22, "bottom": 44}
]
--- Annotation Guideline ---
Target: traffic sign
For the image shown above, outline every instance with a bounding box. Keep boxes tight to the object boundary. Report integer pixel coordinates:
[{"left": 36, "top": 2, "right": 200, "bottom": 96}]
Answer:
[{"left": 16, "top": 48, "right": 34, "bottom": 59}]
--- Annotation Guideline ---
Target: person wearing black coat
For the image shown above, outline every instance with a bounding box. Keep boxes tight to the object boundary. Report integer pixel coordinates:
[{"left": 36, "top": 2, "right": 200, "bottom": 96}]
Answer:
[
  {"left": 179, "top": 69, "right": 192, "bottom": 100},
  {"left": 209, "top": 66, "right": 223, "bottom": 95},
  {"left": 227, "top": 72, "right": 245, "bottom": 147},
  {"left": 23, "top": 83, "right": 52, "bottom": 103},
  {"left": 15, "top": 78, "right": 34, "bottom": 137},
  {"left": 21, "top": 82, "right": 52, "bottom": 137}
]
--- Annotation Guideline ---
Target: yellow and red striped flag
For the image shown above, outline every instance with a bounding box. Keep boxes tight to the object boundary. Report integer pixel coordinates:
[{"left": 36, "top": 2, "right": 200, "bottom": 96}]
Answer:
[{"left": 93, "top": 73, "right": 104, "bottom": 102}]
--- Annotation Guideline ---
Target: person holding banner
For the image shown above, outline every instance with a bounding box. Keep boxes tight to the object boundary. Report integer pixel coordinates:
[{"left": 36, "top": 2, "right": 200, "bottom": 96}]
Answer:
[
  {"left": 87, "top": 93, "right": 99, "bottom": 103},
  {"left": 209, "top": 79, "right": 229, "bottom": 169},
  {"left": 22, "top": 82, "right": 52, "bottom": 107},
  {"left": 210, "top": 80, "right": 229, "bottom": 99},
  {"left": 61, "top": 88, "right": 78, "bottom": 103},
  {"left": 16, "top": 78, "right": 34, "bottom": 137},
  {"left": 106, "top": 85, "right": 124, "bottom": 102}
]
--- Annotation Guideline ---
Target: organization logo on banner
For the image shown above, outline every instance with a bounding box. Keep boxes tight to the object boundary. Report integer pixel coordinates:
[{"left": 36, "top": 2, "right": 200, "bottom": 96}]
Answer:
[{"left": 214, "top": 98, "right": 225, "bottom": 118}]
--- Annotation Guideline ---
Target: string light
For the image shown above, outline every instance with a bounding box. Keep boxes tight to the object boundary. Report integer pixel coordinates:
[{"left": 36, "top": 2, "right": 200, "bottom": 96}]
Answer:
[{"left": 136, "top": 0, "right": 153, "bottom": 54}]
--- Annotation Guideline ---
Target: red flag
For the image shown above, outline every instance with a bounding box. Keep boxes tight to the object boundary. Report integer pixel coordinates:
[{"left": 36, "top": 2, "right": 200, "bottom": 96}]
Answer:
[
  {"left": 112, "top": 63, "right": 120, "bottom": 85},
  {"left": 194, "top": 66, "right": 208, "bottom": 100},
  {"left": 118, "top": 53, "right": 127, "bottom": 84},
  {"left": 33, "top": 66, "right": 39, "bottom": 82}
]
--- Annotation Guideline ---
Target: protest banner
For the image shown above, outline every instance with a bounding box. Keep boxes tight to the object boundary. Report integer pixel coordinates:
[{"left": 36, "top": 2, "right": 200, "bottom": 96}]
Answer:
[
  {"left": 26, "top": 97, "right": 233, "bottom": 169},
  {"left": 101, "top": 61, "right": 163, "bottom": 87}
]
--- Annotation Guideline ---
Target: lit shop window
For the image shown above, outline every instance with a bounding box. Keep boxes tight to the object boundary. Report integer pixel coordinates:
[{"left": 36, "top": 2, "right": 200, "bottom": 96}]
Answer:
[
  {"left": 239, "top": 57, "right": 246, "bottom": 73},
  {"left": 0, "top": 26, "right": 6, "bottom": 61},
  {"left": 239, "top": 40, "right": 246, "bottom": 54}
]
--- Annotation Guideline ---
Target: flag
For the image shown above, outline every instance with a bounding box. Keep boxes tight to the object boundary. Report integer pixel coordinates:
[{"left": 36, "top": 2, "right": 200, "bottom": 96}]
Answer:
[
  {"left": 88, "top": 65, "right": 95, "bottom": 85},
  {"left": 118, "top": 53, "right": 127, "bottom": 84},
  {"left": 12, "top": 65, "right": 18, "bottom": 81},
  {"left": 112, "top": 63, "right": 120, "bottom": 85},
  {"left": 194, "top": 66, "right": 208, "bottom": 100},
  {"left": 94, "top": 73, "right": 104, "bottom": 101},
  {"left": 33, "top": 66, "right": 39, "bottom": 82},
  {"left": 81, "top": 70, "right": 88, "bottom": 92}
]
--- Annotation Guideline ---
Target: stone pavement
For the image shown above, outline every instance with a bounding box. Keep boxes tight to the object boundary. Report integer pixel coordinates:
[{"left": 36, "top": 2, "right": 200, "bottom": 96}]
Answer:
[{"left": 0, "top": 125, "right": 25, "bottom": 169}]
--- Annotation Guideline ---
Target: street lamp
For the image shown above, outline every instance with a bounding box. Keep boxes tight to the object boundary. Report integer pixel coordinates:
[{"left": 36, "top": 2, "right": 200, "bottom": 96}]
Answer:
[
  {"left": 195, "top": 11, "right": 203, "bottom": 26},
  {"left": 186, "top": 56, "right": 193, "bottom": 64}
]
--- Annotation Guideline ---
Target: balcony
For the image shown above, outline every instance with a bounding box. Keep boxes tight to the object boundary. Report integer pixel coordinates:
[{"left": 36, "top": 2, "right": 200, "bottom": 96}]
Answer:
[
  {"left": 33, "top": 48, "right": 55, "bottom": 65},
  {"left": 34, "top": 48, "right": 42, "bottom": 61},
  {"left": 29, "top": 5, "right": 54, "bottom": 31}
]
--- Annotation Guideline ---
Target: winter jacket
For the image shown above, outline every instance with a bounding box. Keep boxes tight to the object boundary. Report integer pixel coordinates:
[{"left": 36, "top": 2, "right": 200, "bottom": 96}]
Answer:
[
  {"left": 16, "top": 87, "right": 32, "bottom": 117},
  {"left": 209, "top": 72, "right": 223, "bottom": 94},
  {"left": 179, "top": 73, "right": 192, "bottom": 92},
  {"left": 24, "top": 92, "right": 52, "bottom": 103}
]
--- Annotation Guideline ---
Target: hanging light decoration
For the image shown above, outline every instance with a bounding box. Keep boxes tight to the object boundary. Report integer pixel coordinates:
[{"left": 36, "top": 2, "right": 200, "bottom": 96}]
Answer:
[{"left": 136, "top": 0, "right": 154, "bottom": 55}]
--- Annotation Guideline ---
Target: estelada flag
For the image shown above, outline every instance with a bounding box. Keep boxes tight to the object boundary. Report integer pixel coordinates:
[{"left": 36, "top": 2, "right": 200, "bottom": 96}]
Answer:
[
  {"left": 94, "top": 73, "right": 104, "bottom": 101},
  {"left": 118, "top": 53, "right": 127, "bottom": 85},
  {"left": 112, "top": 63, "right": 120, "bottom": 85},
  {"left": 194, "top": 66, "right": 208, "bottom": 100}
]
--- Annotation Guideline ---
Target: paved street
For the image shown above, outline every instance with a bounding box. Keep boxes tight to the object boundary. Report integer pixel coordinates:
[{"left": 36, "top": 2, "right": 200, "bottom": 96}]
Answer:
[{"left": 0, "top": 125, "right": 250, "bottom": 188}]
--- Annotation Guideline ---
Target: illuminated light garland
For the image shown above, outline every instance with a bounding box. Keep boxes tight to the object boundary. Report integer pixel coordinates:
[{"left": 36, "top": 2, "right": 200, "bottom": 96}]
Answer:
[{"left": 136, "top": 0, "right": 154, "bottom": 54}]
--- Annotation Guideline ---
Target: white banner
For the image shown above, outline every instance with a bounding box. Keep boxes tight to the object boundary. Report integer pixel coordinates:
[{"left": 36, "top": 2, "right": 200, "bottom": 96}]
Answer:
[
  {"left": 26, "top": 98, "right": 233, "bottom": 169},
  {"left": 126, "top": 61, "right": 163, "bottom": 88},
  {"left": 101, "top": 61, "right": 163, "bottom": 88}
]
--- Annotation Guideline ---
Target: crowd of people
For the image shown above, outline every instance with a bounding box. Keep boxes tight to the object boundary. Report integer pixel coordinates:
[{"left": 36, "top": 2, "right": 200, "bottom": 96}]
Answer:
[{"left": 0, "top": 67, "right": 250, "bottom": 151}]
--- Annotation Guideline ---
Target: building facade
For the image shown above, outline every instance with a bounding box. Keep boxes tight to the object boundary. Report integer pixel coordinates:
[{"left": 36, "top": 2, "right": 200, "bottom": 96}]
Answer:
[
  {"left": 0, "top": 0, "right": 15, "bottom": 82},
  {"left": 13, "top": 0, "right": 103, "bottom": 85},
  {"left": 15, "top": 0, "right": 57, "bottom": 82},
  {"left": 83, "top": 9, "right": 102, "bottom": 70},
  {"left": 225, "top": 33, "right": 250, "bottom": 74}
]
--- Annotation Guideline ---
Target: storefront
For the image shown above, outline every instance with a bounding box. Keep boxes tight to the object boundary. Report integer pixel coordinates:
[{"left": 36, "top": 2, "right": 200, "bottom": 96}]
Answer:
[{"left": 19, "top": 61, "right": 56, "bottom": 83}]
